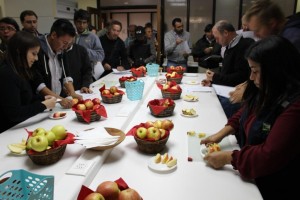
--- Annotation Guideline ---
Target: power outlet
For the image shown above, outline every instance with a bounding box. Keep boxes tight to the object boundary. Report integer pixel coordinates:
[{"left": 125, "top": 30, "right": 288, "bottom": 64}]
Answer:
[{"left": 66, "top": 159, "right": 95, "bottom": 176}]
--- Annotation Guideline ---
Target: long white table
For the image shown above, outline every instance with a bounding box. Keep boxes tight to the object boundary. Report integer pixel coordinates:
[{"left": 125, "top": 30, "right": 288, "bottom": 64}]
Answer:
[{"left": 0, "top": 73, "right": 262, "bottom": 200}]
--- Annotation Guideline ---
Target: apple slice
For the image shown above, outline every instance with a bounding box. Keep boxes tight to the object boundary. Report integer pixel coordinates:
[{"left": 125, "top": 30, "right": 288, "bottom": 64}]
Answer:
[
  {"left": 154, "top": 153, "right": 161, "bottom": 163},
  {"left": 161, "top": 153, "right": 169, "bottom": 164},
  {"left": 166, "top": 156, "right": 173, "bottom": 163},
  {"left": 7, "top": 144, "right": 25, "bottom": 154},
  {"left": 166, "top": 158, "right": 177, "bottom": 168}
]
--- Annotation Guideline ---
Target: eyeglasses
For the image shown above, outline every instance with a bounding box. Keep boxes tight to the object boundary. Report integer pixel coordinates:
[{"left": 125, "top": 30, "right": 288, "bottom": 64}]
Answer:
[{"left": 0, "top": 26, "right": 16, "bottom": 31}]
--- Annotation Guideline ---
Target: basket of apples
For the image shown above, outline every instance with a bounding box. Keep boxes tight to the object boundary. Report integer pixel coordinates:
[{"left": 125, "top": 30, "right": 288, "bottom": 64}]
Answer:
[
  {"left": 119, "top": 76, "right": 137, "bottom": 88},
  {"left": 165, "top": 71, "right": 183, "bottom": 84},
  {"left": 78, "top": 178, "right": 142, "bottom": 200},
  {"left": 127, "top": 119, "right": 174, "bottom": 154},
  {"left": 72, "top": 97, "right": 107, "bottom": 123},
  {"left": 167, "top": 65, "right": 186, "bottom": 75},
  {"left": 100, "top": 85, "right": 125, "bottom": 104},
  {"left": 147, "top": 98, "right": 175, "bottom": 117},
  {"left": 157, "top": 81, "right": 182, "bottom": 100},
  {"left": 26, "top": 125, "right": 74, "bottom": 165},
  {"left": 130, "top": 66, "right": 146, "bottom": 77}
]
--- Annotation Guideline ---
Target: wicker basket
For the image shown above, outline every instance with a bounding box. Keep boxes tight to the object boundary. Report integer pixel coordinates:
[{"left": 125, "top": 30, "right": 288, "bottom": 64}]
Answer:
[
  {"left": 134, "top": 135, "right": 169, "bottom": 154},
  {"left": 149, "top": 104, "right": 175, "bottom": 117},
  {"left": 132, "top": 71, "right": 145, "bottom": 77},
  {"left": 101, "top": 94, "right": 123, "bottom": 104},
  {"left": 119, "top": 80, "right": 125, "bottom": 88},
  {"left": 161, "top": 90, "right": 181, "bottom": 100},
  {"left": 75, "top": 110, "right": 101, "bottom": 123},
  {"left": 166, "top": 76, "right": 183, "bottom": 84},
  {"left": 26, "top": 145, "right": 66, "bottom": 165}
]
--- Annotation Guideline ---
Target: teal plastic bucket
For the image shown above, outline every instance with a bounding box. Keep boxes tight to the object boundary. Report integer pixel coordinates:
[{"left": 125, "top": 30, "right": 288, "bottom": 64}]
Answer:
[
  {"left": 146, "top": 63, "right": 159, "bottom": 77},
  {"left": 125, "top": 79, "right": 145, "bottom": 100}
]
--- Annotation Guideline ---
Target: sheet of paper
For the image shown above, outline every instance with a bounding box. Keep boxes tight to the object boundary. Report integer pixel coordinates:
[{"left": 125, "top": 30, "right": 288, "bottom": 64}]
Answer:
[
  {"left": 112, "top": 69, "right": 131, "bottom": 74},
  {"left": 184, "top": 85, "right": 213, "bottom": 93},
  {"left": 212, "top": 84, "right": 235, "bottom": 98},
  {"left": 92, "top": 62, "right": 104, "bottom": 80},
  {"left": 183, "top": 41, "right": 191, "bottom": 54}
]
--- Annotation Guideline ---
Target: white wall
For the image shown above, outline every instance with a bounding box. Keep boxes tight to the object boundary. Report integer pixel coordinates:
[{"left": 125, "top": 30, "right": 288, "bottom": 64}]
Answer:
[{"left": 2, "top": 0, "right": 77, "bottom": 34}]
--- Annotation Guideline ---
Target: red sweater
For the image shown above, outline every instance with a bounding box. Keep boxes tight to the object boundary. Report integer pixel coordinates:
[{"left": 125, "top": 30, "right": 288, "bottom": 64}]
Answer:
[{"left": 228, "top": 99, "right": 300, "bottom": 179}]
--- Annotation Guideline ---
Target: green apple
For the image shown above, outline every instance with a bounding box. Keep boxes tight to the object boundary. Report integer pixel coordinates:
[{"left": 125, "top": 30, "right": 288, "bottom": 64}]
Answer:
[
  {"left": 30, "top": 135, "right": 49, "bottom": 152},
  {"left": 26, "top": 137, "right": 33, "bottom": 150},
  {"left": 136, "top": 127, "right": 147, "bottom": 139},
  {"left": 83, "top": 192, "right": 105, "bottom": 200},
  {"left": 147, "top": 127, "right": 161, "bottom": 141},
  {"left": 51, "top": 125, "right": 67, "bottom": 140},
  {"left": 32, "top": 128, "right": 46, "bottom": 136},
  {"left": 45, "top": 131, "right": 56, "bottom": 146}
]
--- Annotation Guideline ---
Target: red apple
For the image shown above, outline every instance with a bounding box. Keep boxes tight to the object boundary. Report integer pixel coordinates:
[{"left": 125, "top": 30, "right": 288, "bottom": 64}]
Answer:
[
  {"left": 161, "top": 119, "right": 174, "bottom": 131},
  {"left": 153, "top": 120, "right": 162, "bottom": 129},
  {"left": 170, "top": 71, "right": 177, "bottom": 78},
  {"left": 72, "top": 98, "right": 79, "bottom": 106},
  {"left": 110, "top": 86, "right": 118, "bottom": 94},
  {"left": 176, "top": 66, "right": 182, "bottom": 71},
  {"left": 159, "top": 128, "right": 167, "bottom": 138},
  {"left": 96, "top": 181, "right": 120, "bottom": 200},
  {"left": 144, "top": 121, "right": 154, "bottom": 129},
  {"left": 162, "top": 99, "right": 170, "bottom": 107},
  {"left": 170, "top": 66, "right": 175, "bottom": 70},
  {"left": 171, "top": 85, "right": 179, "bottom": 90},
  {"left": 84, "top": 99, "right": 94, "bottom": 110},
  {"left": 84, "top": 192, "right": 105, "bottom": 200},
  {"left": 147, "top": 127, "right": 161, "bottom": 141},
  {"left": 136, "top": 127, "right": 147, "bottom": 139},
  {"left": 102, "top": 89, "right": 111, "bottom": 95},
  {"left": 118, "top": 188, "right": 142, "bottom": 200},
  {"left": 92, "top": 98, "right": 101, "bottom": 105},
  {"left": 93, "top": 104, "right": 101, "bottom": 110},
  {"left": 114, "top": 92, "right": 120, "bottom": 96},
  {"left": 162, "top": 84, "right": 169, "bottom": 90},
  {"left": 77, "top": 103, "right": 86, "bottom": 110}
]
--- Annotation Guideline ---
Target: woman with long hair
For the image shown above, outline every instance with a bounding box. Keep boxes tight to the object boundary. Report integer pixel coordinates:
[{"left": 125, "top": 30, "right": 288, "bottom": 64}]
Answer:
[
  {"left": 200, "top": 36, "right": 300, "bottom": 199},
  {"left": 0, "top": 31, "right": 56, "bottom": 133}
]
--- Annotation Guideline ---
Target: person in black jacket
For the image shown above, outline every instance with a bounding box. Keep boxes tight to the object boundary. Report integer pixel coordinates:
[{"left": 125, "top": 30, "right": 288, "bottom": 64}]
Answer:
[
  {"left": 201, "top": 20, "right": 254, "bottom": 118},
  {"left": 192, "top": 24, "right": 222, "bottom": 69},
  {"left": 100, "top": 20, "right": 130, "bottom": 77},
  {"left": 0, "top": 31, "right": 56, "bottom": 133},
  {"left": 128, "top": 26, "right": 156, "bottom": 67},
  {"left": 31, "top": 19, "right": 82, "bottom": 108},
  {"left": 64, "top": 41, "right": 93, "bottom": 93},
  {"left": 202, "top": 20, "right": 254, "bottom": 87}
]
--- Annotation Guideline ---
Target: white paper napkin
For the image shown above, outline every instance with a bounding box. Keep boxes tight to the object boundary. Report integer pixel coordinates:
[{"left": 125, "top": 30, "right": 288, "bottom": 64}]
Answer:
[{"left": 74, "top": 127, "right": 120, "bottom": 148}]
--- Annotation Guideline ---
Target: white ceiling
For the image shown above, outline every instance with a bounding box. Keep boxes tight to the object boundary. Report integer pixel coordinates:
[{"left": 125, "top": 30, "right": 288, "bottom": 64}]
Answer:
[{"left": 100, "top": 0, "right": 158, "bottom": 7}]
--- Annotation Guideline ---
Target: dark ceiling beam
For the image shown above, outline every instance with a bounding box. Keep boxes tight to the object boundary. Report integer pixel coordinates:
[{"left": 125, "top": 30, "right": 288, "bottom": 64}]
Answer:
[{"left": 100, "top": 5, "right": 157, "bottom": 10}]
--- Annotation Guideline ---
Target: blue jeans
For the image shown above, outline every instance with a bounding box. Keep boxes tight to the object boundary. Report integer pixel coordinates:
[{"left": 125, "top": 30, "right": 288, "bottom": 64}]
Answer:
[
  {"left": 218, "top": 95, "right": 241, "bottom": 118},
  {"left": 167, "top": 60, "right": 187, "bottom": 68}
]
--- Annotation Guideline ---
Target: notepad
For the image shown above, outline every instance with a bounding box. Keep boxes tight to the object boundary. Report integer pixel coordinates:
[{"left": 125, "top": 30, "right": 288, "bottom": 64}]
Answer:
[{"left": 212, "top": 84, "right": 235, "bottom": 98}]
